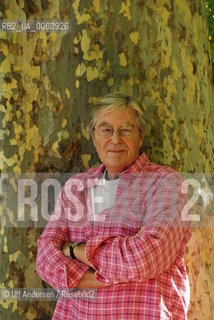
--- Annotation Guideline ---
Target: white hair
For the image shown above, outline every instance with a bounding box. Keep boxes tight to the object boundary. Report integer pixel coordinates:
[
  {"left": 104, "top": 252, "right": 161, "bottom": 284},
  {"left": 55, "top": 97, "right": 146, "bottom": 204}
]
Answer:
[{"left": 89, "top": 92, "right": 146, "bottom": 136}]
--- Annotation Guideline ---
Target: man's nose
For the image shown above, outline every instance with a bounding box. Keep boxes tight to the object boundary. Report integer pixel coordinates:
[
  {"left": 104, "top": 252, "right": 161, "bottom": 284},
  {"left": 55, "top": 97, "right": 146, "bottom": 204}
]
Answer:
[{"left": 110, "top": 130, "right": 122, "bottom": 143}]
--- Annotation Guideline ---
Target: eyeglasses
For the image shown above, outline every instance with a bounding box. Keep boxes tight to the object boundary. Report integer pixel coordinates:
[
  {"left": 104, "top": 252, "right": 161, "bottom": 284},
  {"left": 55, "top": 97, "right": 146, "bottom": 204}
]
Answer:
[{"left": 94, "top": 125, "right": 138, "bottom": 138}]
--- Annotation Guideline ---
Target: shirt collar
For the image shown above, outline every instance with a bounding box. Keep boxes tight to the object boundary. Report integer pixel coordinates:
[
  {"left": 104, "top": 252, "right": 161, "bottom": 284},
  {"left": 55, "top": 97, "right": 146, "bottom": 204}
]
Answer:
[
  {"left": 121, "top": 152, "right": 150, "bottom": 174},
  {"left": 87, "top": 152, "right": 149, "bottom": 180}
]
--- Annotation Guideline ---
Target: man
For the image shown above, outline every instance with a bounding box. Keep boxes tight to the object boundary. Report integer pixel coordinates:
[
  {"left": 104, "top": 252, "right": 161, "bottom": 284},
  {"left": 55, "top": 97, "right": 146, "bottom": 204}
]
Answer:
[{"left": 36, "top": 92, "right": 191, "bottom": 319}]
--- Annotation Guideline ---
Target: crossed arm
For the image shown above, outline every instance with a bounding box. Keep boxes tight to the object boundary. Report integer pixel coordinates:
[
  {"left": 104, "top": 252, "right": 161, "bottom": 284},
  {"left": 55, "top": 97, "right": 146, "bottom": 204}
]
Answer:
[
  {"left": 61, "top": 173, "right": 191, "bottom": 287},
  {"left": 75, "top": 268, "right": 108, "bottom": 289},
  {"left": 36, "top": 228, "right": 110, "bottom": 290},
  {"left": 36, "top": 177, "right": 112, "bottom": 290},
  {"left": 36, "top": 172, "right": 190, "bottom": 291},
  {"left": 60, "top": 242, "right": 108, "bottom": 289}
]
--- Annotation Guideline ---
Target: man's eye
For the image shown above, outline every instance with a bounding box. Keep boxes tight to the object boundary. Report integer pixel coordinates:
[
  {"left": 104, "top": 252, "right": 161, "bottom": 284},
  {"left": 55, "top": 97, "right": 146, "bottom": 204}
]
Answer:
[
  {"left": 120, "top": 128, "right": 132, "bottom": 134},
  {"left": 101, "top": 128, "right": 112, "bottom": 134},
  {"left": 121, "top": 128, "right": 131, "bottom": 132}
]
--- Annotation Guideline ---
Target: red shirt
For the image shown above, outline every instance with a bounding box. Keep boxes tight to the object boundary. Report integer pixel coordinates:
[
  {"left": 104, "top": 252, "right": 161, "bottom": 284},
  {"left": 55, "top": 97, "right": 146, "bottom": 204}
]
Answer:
[{"left": 36, "top": 153, "right": 191, "bottom": 319}]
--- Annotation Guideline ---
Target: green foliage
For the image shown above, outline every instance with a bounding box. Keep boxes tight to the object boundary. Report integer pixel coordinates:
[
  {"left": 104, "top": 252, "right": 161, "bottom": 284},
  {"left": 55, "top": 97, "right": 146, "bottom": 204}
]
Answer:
[{"left": 205, "top": 0, "right": 214, "bottom": 63}]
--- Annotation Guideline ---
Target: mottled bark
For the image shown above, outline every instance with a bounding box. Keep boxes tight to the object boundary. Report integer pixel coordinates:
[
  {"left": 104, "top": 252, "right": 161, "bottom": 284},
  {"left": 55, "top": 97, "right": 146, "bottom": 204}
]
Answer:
[{"left": 0, "top": 0, "right": 213, "bottom": 319}]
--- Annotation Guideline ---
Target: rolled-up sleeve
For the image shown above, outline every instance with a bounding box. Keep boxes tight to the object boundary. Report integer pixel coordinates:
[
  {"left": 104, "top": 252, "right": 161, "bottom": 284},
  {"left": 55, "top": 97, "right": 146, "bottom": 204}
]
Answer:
[
  {"left": 85, "top": 172, "right": 191, "bottom": 284},
  {"left": 36, "top": 187, "right": 90, "bottom": 289}
]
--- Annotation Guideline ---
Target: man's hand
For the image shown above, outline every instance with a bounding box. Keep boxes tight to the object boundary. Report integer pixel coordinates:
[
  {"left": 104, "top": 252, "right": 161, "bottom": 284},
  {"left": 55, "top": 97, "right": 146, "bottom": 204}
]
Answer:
[
  {"left": 61, "top": 242, "right": 111, "bottom": 289},
  {"left": 61, "top": 241, "right": 126, "bottom": 288},
  {"left": 76, "top": 268, "right": 110, "bottom": 289},
  {"left": 61, "top": 242, "right": 93, "bottom": 268},
  {"left": 61, "top": 242, "right": 72, "bottom": 258},
  {"left": 73, "top": 243, "right": 92, "bottom": 267}
]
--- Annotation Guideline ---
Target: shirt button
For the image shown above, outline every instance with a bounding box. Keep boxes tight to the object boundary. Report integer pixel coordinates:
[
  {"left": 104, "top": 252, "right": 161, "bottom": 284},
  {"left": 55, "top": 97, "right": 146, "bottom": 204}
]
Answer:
[
  {"left": 99, "top": 268, "right": 102, "bottom": 273},
  {"left": 105, "top": 279, "right": 109, "bottom": 283}
]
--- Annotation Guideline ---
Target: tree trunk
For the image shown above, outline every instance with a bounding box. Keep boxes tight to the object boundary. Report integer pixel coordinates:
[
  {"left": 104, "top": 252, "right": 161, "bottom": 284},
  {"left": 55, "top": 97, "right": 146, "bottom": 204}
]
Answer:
[{"left": 0, "top": 0, "right": 213, "bottom": 319}]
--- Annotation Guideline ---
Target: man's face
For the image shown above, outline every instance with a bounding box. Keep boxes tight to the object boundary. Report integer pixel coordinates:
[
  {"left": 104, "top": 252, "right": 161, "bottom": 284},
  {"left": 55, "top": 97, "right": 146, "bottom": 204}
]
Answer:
[{"left": 92, "top": 108, "right": 144, "bottom": 177}]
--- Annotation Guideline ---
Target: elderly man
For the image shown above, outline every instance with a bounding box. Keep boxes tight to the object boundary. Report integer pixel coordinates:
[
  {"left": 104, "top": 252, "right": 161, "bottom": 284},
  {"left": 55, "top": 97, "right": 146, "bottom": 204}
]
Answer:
[{"left": 36, "top": 92, "right": 191, "bottom": 319}]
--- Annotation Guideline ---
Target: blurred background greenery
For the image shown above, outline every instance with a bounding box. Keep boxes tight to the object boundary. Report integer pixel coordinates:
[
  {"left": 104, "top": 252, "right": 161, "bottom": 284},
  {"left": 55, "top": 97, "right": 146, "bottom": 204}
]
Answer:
[{"left": 206, "top": 0, "right": 214, "bottom": 65}]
